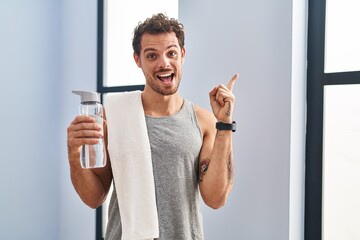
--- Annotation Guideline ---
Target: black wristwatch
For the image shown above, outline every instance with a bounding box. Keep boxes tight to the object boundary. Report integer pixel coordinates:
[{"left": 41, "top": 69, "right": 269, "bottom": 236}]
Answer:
[{"left": 216, "top": 121, "right": 236, "bottom": 132}]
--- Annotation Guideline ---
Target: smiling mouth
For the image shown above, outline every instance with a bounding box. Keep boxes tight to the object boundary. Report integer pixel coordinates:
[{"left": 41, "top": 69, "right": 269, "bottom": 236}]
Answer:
[{"left": 157, "top": 73, "right": 174, "bottom": 84}]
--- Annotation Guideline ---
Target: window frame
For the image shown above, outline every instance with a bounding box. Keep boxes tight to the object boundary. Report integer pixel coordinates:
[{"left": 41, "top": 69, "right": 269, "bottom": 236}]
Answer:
[{"left": 305, "top": 0, "right": 360, "bottom": 239}]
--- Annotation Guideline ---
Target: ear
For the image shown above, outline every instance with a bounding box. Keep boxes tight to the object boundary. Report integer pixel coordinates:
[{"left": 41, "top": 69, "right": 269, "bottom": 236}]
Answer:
[
  {"left": 181, "top": 47, "right": 186, "bottom": 64},
  {"left": 133, "top": 52, "right": 141, "bottom": 68}
]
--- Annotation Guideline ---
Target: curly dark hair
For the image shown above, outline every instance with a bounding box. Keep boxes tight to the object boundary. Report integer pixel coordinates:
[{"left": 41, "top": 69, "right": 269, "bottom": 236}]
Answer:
[{"left": 132, "top": 13, "right": 185, "bottom": 56}]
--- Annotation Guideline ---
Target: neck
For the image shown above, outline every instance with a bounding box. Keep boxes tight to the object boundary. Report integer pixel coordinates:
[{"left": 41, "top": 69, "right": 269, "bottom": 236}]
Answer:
[{"left": 141, "top": 90, "right": 183, "bottom": 117}]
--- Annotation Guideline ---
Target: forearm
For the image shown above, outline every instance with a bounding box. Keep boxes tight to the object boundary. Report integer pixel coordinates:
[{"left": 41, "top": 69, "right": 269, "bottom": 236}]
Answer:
[
  {"left": 200, "top": 130, "right": 234, "bottom": 208},
  {"left": 200, "top": 73, "right": 238, "bottom": 208},
  {"left": 69, "top": 154, "right": 109, "bottom": 209},
  {"left": 67, "top": 115, "right": 112, "bottom": 209}
]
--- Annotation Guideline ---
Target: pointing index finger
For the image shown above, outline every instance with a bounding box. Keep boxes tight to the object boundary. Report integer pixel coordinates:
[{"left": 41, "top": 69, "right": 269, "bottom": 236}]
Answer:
[{"left": 227, "top": 73, "right": 239, "bottom": 91}]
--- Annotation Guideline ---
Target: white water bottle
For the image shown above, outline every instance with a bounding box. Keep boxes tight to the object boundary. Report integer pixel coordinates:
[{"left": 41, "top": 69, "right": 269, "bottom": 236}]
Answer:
[{"left": 72, "top": 90, "right": 106, "bottom": 168}]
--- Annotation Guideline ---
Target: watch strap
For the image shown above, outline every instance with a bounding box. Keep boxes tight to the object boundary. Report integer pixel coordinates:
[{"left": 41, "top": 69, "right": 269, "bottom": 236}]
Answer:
[{"left": 216, "top": 121, "right": 236, "bottom": 132}]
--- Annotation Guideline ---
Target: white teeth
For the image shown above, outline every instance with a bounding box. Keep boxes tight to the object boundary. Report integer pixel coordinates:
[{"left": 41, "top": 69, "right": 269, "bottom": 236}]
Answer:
[{"left": 158, "top": 73, "right": 172, "bottom": 77}]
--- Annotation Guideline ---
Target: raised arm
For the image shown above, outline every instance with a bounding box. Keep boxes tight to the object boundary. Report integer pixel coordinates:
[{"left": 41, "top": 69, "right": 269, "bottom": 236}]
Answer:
[
  {"left": 67, "top": 115, "right": 112, "bottom": 209},
  {"left": 197, "top": 74, "right": 238, "bottom": 209}
]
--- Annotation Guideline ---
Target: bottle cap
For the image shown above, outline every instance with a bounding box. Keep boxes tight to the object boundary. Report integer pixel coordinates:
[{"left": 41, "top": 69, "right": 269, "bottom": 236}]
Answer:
[{"left": 72, "top": 90, "right": 101, "bottom": 103}]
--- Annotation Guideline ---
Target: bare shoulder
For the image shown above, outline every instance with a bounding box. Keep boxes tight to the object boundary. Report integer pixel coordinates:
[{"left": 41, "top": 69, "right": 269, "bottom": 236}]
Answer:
[{"left": 193, "top": 104, "right": 217, "bottom": 137}]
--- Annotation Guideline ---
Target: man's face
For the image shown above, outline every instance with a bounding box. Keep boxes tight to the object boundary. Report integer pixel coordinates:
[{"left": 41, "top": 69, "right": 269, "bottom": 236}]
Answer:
[{"left": 134, "top": 32, "right": 185, "bottom": 96}]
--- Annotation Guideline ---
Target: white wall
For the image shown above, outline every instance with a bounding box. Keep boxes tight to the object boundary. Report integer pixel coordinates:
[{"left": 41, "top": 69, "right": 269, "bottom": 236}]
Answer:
[
  {"left": 0, "top": 1, "right": 61, "bottom": 239},
  {"left": 59, "top": 0, "right": 98, "bottom": 239},
  {"left": 289, "top": 0, "right": 307, "bottom": 239},
  {"left": 179, "top": 0, "right": 306, "bottom": 239},
  {"left": 0, "top": 0, "right": 306, "bottom": 239},
  {"left": 0, "top": 1, "right": 97, "bottom": 240}
]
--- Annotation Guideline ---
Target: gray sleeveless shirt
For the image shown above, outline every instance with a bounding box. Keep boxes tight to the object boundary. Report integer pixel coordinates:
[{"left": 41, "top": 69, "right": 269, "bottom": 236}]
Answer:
[{"left": 105, "top": 99, "right": 204, "bottom": 240}]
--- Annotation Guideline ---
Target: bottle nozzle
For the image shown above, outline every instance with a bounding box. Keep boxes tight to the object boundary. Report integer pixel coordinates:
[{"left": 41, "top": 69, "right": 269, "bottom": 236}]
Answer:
[{"left": 72, "top": 90, "right": 101, "bottom": 103}]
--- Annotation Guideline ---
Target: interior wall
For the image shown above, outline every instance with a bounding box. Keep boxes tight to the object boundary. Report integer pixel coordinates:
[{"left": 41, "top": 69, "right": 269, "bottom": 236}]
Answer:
[
  {"left": 0, "top": 1, "right": 97, "bottom": 240},
  {"left": 178, "top": 0, "right": 304, "bottom": 239},
  {"left": 289, "top": 0, "right": 307, "bottom": 239},
  {"left": 0, "top": 1, "right": 62, "bottom": 239},
  {"left": 60, "top": 0, "right": 98, "bottom": 239}
]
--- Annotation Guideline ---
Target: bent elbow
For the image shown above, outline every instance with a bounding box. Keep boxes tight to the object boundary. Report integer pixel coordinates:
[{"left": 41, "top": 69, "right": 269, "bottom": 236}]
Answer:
[
  {"left": 207, "top": 201, "right": 225, "bottom": 210},
  {"left": 200, "top": 184, "right": 233, "bottom": 209},
  {"left": 88, "top": 202, "right": 102, "bottom": 209},
  {"left": 203, "top": 195, "right": 227, "bottom": 209},
  {"left": 81, "top": 195, "right": 106, "bottom": 209}
]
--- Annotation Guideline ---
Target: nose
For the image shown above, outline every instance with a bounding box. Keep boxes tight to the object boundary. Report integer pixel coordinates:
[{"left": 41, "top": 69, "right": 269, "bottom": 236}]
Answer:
[{"left": 158, "top": 55, "right": 170, "bottom": 69}]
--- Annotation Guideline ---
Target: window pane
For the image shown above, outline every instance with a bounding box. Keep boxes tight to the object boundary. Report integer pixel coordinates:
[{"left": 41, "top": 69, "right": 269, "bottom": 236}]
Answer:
[
  {"left": 323, "top": 84, "right": 360, "bottom": 239},
  {"left": 103, "top": 0, "right": 178, "bottom": 87},
  {"left": 324, "top": 0, "right": 360, "bottom": 73}
]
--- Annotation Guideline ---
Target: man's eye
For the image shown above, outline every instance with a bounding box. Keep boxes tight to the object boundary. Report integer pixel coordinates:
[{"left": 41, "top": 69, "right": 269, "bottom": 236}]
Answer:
[
  {"left": 146, "top": 54, "right": 156, "bottom": 59},
  {"left": 168, "top": 51, "right": 177, "bottom": 57}
]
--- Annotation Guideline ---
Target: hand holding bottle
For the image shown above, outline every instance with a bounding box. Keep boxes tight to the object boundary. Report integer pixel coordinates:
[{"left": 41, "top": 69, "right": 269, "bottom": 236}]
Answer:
[{"left": 68, "top": 91, "right": 106, "bottom": 169}]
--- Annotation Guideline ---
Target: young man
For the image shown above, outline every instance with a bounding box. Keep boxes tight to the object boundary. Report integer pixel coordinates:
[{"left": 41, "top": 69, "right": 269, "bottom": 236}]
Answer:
[{"left": 67, "top": 13, "right": 238, "bottom": 239}]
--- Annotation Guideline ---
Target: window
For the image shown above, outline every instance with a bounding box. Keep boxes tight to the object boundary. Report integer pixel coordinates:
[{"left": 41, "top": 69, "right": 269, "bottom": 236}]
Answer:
[
  {"left": 99, "top": 0, "right": 178, "bottom": 89},
  {"left": 306, "top": 1, "right": 360, "bottom": 239},
  {"left": 323, "top": 85, "right": 360, "bottom": 240},
  {"left": 324, "top": 0, "right": 360, "bottom": 73}
]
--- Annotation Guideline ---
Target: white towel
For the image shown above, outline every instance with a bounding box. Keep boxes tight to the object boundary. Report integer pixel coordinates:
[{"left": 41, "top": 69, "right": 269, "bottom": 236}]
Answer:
[{"left": 104, "top": 91, "right": 159, "bottom": 240}]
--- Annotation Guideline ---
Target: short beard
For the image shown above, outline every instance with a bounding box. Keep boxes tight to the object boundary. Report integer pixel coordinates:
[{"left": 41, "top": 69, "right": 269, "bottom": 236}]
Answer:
[{"left": 146, "top": 74, "right": 182, "bottom": 96}]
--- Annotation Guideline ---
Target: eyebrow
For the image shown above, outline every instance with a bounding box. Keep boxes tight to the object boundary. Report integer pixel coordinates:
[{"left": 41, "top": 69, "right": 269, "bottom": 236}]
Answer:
[{"left": 143, "top": 44, "right": 179, "bottom": 54}]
